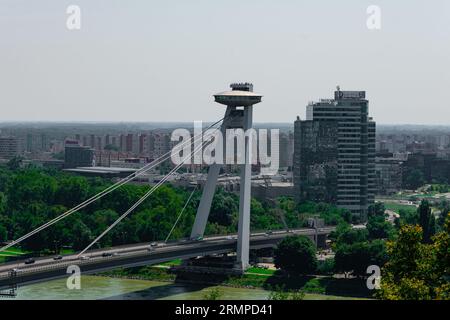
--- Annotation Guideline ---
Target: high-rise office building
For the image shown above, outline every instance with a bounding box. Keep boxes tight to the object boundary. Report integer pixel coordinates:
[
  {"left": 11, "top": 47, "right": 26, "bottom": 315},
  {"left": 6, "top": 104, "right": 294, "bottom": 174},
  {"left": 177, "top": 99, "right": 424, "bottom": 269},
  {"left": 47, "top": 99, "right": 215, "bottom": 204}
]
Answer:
[
  {"left": 139, "top": 133, "right": 149, "bottom": 155},
  {"left": 0, "top": 136, "right": 23, "bottom": 159},
  {"left": 148, "top": 132, "right": 173, "bottom": 160},
  {"left": 279, "top": 132, "right": 294, "bottom": 169},
  {"left": 64, "top": 142, "right": 95, "bottom": 169},
  {"left": 294, "top": 88, "right": 376, "bottom": 220}
]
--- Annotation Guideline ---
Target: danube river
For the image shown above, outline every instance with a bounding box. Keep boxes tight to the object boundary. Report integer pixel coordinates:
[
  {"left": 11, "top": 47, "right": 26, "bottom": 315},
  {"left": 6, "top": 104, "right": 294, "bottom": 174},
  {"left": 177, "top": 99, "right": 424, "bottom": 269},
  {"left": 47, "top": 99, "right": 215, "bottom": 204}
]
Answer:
[
  {"left": 9, "top": 276, "right": 269, "bottom": 300},
  {"left": 5, "top": 275, "right": 359, "bottom": 300}
]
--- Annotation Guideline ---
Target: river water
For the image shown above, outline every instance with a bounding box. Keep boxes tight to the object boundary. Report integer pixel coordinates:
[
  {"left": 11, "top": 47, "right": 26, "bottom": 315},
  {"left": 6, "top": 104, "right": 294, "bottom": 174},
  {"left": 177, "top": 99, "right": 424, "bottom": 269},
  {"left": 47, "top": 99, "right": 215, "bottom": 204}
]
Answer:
[
  {"left": 8, "top": 276, "right": 271, "bottom": 300},
  {"left": 5, "top": 275, "right": 359, "bottom": 300}
]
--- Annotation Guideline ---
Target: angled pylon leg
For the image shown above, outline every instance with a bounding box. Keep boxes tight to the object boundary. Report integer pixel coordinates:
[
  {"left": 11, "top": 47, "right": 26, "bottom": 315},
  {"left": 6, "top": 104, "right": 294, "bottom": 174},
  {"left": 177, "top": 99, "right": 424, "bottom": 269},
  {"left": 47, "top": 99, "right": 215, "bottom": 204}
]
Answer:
[{"left": 190, "top": 107, "right": 233, "bottom": 239}]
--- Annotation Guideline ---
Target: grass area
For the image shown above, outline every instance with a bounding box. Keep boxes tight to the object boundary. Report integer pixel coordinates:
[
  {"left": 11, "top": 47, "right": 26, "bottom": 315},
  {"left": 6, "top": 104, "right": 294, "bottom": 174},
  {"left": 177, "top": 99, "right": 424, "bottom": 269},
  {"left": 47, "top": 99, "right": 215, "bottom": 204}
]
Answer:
[
  {"left": 303, "top": 293, "right": 369, "bottom": 300},
  {"left": 246, "top": 267, "right": 276, "bottom": 275},
  {"left": 226, "top": 273, "right": 271, "bottom": 287},
  {"left": 100, "top": 266, "right": 176, "bottom": 282},
  {"left": 383, "top": 202, "right": 416, "bottom": 213},
  {"left": 0, "top": 247, "right": 28, "bottom": 257},
  {"left": 0, "top": 247, "right": 29, "bottom": 263},
  {"left": 302, "top": 278, "right": 326, "bottom": 294},
  {"left": 156, "top": 259, "right": 183, "bottom": 267},
  {"left": 60, "top": 248, "right": 75, "bottom": 255},
  {"left": 0, "top": 247, "right": 27, "bottom": 254},
  {"left": 413, "top": 193, "right": 438, "bottom": 198}
]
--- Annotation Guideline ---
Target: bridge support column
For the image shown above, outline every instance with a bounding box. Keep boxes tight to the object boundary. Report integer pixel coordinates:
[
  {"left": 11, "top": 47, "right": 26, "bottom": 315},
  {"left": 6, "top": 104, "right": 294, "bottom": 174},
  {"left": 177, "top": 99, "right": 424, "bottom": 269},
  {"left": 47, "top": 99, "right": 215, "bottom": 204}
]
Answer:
[{"left": 236, "top": 106, "right": 253, "bottom": 271}]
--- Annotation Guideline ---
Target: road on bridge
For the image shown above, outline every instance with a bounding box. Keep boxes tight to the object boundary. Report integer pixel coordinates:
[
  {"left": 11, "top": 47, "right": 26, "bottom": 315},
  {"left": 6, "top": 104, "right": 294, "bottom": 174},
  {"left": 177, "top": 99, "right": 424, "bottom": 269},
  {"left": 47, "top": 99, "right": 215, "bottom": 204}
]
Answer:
[{"left": 0, "top": 227, "right": 335, "bottom": 290}]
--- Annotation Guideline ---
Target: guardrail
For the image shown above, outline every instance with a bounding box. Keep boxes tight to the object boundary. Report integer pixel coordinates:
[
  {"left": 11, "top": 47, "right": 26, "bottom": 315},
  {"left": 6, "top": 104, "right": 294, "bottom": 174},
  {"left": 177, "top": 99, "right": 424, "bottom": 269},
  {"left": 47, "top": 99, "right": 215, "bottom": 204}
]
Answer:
[{"left": 0, "top": 227, "right": 335, "bottom": 283}]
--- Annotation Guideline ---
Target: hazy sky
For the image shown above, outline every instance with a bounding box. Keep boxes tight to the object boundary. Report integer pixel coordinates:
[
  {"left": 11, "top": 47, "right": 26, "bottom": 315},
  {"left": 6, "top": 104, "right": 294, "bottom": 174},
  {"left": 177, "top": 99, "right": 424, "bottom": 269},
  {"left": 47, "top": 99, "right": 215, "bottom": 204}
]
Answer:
[{"left": 0, "top": 0, "right": 449, "bottom": 124}]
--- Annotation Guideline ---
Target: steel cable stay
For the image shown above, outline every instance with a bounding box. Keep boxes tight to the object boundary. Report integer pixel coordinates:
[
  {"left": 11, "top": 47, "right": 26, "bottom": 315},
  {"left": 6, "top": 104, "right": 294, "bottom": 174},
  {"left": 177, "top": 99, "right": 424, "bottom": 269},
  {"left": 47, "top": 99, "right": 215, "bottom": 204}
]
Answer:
[
  {"left": 164, "top": 184, "right": 198, "bottom": 243},
  {"left": 0, "top": 118, "right": 224, "bottom": 253},
  {"left": 77, "top": 131, "right": 210, "bottom": 257}
]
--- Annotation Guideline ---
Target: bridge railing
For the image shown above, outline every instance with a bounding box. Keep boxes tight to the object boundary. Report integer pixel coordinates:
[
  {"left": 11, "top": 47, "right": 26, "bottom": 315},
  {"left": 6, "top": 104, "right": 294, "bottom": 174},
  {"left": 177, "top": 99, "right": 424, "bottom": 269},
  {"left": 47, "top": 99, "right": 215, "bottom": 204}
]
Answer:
[{"left": 0, "top": 227, "right": 336, "bottom": 281}]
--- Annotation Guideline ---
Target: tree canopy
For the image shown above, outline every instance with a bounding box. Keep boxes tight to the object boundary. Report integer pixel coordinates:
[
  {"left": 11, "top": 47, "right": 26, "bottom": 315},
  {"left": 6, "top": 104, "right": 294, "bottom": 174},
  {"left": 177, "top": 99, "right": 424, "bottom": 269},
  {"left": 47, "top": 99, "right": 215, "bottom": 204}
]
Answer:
[
  {"left": 377, "top": 215, "right": 450, "bottom": 300},
  {"left": 274, "top": 235, "right": 318, "bottom": 276}
]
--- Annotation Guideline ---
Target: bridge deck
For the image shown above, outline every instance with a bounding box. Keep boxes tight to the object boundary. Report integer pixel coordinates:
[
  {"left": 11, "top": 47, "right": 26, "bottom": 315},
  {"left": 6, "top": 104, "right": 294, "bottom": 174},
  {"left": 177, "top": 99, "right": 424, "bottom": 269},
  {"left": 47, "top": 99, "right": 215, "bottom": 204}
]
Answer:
[{"left": 0, "top": 227, "right": 334, "bottom": 290}]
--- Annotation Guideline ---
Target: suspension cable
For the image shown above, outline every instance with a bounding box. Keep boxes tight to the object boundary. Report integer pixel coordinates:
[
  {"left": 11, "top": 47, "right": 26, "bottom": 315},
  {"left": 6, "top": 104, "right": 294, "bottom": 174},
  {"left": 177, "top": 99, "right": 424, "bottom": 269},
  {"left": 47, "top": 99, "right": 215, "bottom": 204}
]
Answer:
[
  {"left": 0, "top": 118, "right": 224, "bottom": 253},
  {"left": 164, "top": 185, "right": 198, "bottom": 243},
  {"left": 77, "top": 126, "right": 214, "bottom": 257}
]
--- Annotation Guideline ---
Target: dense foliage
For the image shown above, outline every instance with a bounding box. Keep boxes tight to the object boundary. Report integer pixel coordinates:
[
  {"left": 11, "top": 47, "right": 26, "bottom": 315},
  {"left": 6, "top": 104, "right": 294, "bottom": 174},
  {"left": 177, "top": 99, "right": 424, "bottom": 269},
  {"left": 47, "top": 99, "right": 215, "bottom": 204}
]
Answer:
[
  {"left": 274, "top": 235, "right": 318, "bottom": 276},
  {"left": 0, "top": 167, "right": 348, "bottom": 255},
  {"left": 331, "top": 204, "right": 390, "bottom": 277},
  {"left": 377, "top": 215, "right": 450, "bottom": 300}
]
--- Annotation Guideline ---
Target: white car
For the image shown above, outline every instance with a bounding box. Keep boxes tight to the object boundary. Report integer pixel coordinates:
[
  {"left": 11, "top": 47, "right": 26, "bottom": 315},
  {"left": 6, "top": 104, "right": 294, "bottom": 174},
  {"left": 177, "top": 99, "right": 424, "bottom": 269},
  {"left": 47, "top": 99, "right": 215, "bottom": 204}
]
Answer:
[{"left": 79, "top": 255, "right": 90, "bottom": 261}]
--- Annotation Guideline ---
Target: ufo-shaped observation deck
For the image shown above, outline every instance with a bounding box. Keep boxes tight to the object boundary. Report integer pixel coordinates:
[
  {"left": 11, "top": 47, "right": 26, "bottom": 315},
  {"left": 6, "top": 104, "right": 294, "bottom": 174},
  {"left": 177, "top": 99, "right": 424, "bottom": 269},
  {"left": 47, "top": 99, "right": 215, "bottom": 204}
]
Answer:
[{"left": 214, "top": 90, "right": 262, "bottom": 107}]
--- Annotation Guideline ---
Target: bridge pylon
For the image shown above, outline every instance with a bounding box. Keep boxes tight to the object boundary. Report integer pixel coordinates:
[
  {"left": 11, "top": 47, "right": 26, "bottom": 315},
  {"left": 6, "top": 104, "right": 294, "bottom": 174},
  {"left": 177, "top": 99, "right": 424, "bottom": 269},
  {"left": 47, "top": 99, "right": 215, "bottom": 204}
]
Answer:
[{"left": 190, "top": 83, "right": 263, "bottom": 271}]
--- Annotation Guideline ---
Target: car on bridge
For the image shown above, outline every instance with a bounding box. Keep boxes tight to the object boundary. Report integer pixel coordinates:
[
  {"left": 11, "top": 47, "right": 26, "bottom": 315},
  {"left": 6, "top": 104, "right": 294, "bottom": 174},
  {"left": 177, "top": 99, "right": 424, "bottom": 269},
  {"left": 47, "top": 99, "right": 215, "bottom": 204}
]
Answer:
[
  {"left": 24, "top": 258, "right": 35, "bottom": 265},
  {"left": 53, "top": 255, "right": 63, "bottom": 261}
]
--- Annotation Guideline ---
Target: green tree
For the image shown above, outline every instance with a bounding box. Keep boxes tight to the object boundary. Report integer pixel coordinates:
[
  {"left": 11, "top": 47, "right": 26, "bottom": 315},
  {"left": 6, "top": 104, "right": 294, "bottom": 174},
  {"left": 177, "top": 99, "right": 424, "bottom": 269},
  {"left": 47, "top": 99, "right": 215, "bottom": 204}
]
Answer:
[
  {"left": 202, "top": 287, "right": 223, "bottom": 300},
  {"left": 377, "top": 220, "right": 450, "bottom": 300},
  {"left": 55, "top": 176, "right": 89, "bottom": 207},
  {"left": 334, "top": 240, "right": 387, "bottom": 277},
  {"left": 418, "top": 200, "right": 436, "bottom": 243},
  {"left": 268, "top": 285, "right": 290, "bottom": 300},
  {"left": 274, "top": 235, "right": 318, "bottom": 276},
  {"left": 367, "top": 215, "right": 394, "bottom": 240},
  {"left": 368, "top": 202, "right": 386, "bottom": 217},
  {"left": 7, "top": 156, "right": 24, "bottom": 171},
  {"left": 268, "top": 285, "right": 305, "bottom": 300},
  {"left": 437, "top": 200, "right": 450, "bottom": 231},
  {"left": 297, "top": 201, "right": 352, "bottom": 225},
  {"left": 405, "top": 169, "right": 425, "bottom": 190},
  {"left": 336, "top": 228, "right": 369, "bottom": 245},
  {"left": 6, "top": 169, "right": 57, "bottom": 210},
  {"left": 71, "top": 221, "right": 92, "bottom": 251},
  {"left": 0, "top": 192, "right": 6, "bottom": 216},
  {"left": 0, "top": 220, "right": 7, "bottom": 242},
  {"left": 87, "top": 209, "right": 120, "bottom": 247},
  {"left": 210, "top": 190, "right": 238, "bottom": 226},
  {"left": 397, "top": 207, "right": 419, "bottom": 227}
]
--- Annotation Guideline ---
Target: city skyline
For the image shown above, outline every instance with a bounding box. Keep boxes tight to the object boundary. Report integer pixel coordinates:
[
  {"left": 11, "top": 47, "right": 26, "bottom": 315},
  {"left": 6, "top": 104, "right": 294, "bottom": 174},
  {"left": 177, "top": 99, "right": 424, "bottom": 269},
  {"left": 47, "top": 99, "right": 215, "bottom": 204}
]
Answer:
[
  {"left": 1, "top": 1, "right": 449, "bottom": 124},
  {"left": 1, "top": 1, "right": 449, "bottom": 304}
]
